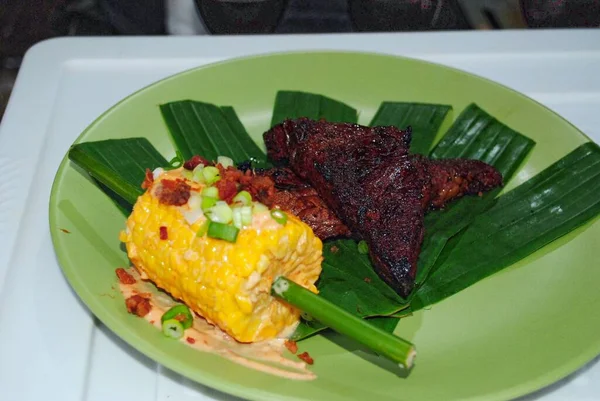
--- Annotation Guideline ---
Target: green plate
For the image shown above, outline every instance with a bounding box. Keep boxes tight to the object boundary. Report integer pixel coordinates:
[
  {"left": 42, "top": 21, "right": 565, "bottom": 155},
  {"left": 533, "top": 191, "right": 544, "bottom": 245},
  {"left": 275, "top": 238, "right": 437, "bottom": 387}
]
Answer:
[{"left": 49, "top": 52, "right": 600, "bottom": 401}]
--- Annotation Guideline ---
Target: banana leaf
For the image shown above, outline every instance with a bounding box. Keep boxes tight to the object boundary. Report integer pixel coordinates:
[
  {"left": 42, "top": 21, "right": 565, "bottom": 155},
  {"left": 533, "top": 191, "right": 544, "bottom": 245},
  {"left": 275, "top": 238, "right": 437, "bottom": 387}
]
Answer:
[
  {"left": 415, "top": 104, "right": 536, "bottom": 285},
  {"left": 271, "top": 90, "right": 358, "bottom": 126},
  {"left": 69, "top": 96, "right": 600, "bottom": 347},
  {"left": 160, "top": 100, "right": 270, "bottom": 168},
  {"left": 70, "top": 98, "right": 406, "bottom": 340},
  {"left": 368, "top": 316, "right": 403, "bottom": 332},
  {"left": 282, "top": 101, "right": 536, "bottom": 339},
  {"left": 68, "top": 138, "right": 168, "bottom": 206},
  {"left": 412, "top": 142, "right": 600, "bottom": 309},
  {"left": 369, "top": 102, "right": 452, "bottom": 155},
  {"left": 358, "top": 104, "right": 536, "bottom": 333}
]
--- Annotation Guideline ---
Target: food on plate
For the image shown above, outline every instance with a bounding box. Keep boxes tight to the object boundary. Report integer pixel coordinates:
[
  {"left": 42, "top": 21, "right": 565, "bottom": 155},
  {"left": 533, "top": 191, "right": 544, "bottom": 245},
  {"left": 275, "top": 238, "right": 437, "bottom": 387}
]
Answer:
[
  {"left": 64, "top": 88, "right": 600, "bottom": 385},
  {"left": 253, "top": 166, "right": 351, "bottom": 239},
  {"left": 264, "top": 118, "right": 503, "bottom": 297},
  {"left": 119, "top": 158, "right": 323, "bottom": 343},
  {"left": 117, "top": 268, "right": 317, "bottom": 380}
]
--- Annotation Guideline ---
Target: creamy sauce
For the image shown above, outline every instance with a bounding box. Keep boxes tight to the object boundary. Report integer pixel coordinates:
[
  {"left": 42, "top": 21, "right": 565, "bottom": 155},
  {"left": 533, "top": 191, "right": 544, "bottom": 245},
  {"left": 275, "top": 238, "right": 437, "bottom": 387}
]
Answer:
[
  {"left": 249, "top": 211, "right": 284, "bottom": 232},
  {"left": 119, "top": 269, "right": 316, "bottom": 381}
]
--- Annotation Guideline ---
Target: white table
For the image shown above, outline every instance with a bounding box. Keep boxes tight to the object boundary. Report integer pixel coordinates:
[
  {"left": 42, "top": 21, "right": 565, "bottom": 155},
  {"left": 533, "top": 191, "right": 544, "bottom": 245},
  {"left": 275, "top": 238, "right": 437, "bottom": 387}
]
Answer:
[{"left": 1, "top": 30, "right": 599, "bottom": 401}]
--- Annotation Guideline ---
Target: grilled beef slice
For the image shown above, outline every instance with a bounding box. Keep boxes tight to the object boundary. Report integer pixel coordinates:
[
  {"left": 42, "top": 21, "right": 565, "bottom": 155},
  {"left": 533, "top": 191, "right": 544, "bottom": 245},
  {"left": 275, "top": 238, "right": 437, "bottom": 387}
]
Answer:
[{"left": 263, "top": 118, "right": 502, "bottom": 297}]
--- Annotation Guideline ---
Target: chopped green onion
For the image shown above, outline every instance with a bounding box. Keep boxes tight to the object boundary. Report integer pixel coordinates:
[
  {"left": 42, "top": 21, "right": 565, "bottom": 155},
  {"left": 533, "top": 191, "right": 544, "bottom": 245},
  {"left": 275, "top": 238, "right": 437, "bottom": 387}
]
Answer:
[
  {"left": 232, "top": 206, "right": 243, "bottom": 229},
  {"left": 201, "top": 196, "right": 217, "bottom": 211},
  {"left": 202, "top": 186, "right": 219, "bottom": 199},
  {"left": 192, "top": 164, "right": 205, "bottom": 183},
  {"left": 181, "top": 169, "right": 193, "bottom": 180},
  {"left": 207, "top": 221, "right": 240, "bottom": 243},
  {"left": 202, "top": 166, "right": 221, "bottom": 185},
  {"left": 152, "top": 167, "right": 165, "bottom": 180},
  {"left": 253, "top": 202, "right": 269, "bottom": 214},
  {"left": 165, "top": 150, "right": 184, "bottom": 170},
  {"left": 271, "top": 209, "right": 288, "bottom": 225},
  {"left": 241, "top": 206, "right": 253, "bottom": 225},
  {"left": 271, "top": 277, "right": 416, "bottom": 369},
  {"left": 161, "top": 304, "right": 194, "bottom": 329},
  {"left": 217, "top": 156, "right": 234, "bottom": 168},
  {"left": 358, "top": 240, "right": 369, "bottom": 254},
  {"left": 207, "top": 201, "right": 233, "bottom": 224},
  {"left": 162, "top": 319, "right": 184, "bottom": 339},
  {"left": 196, "top": 220, "right": 210, "bottom": 237},
  {"left": 182, "top": 209, "right": 203, "bottom": 225},
  {"left": 232, "top": 190, "right": 252, "bottom": 205},
  {"left": 187, "top": 193, "right": 201, "bottom": 210}
]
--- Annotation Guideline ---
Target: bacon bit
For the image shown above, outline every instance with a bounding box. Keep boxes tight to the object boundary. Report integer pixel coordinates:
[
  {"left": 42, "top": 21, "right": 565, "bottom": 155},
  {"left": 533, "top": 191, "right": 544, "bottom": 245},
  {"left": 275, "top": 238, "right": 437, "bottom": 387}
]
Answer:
[
  {"left": 156, "top": 179, "right": 191, "bottom": 206},
  {"left": 59, "top": 228, "right": 71, "bottom": 234},
  {"left": 245, "top": 175, "right": 276, "bottom": 203},
  {"left": 330, "top": 245, "right": 339, "bottom": 254},
  {"left": 216, "top": 179, "right": 238, "bottom": 204},
  {"left": 183, "top": 155, "right": 212, "bottom": 171},
  {"left": 284, "top": 340, "right": 298, "bottom": 354},
  {"left": 217, "top": 164, "right": 243, "bottom": 181},
  {"left": 159, "top": 226, "right": 168, "bottom": 240},
  {"left": 363, "top": 277, "right": 372, "bottom": 283},
  {"left": 125, "top": 295, "right": 152, "bottom": 317},
  {"left": 116, "top": 268, "right": 136, "bottom": 285},
  {"left": 297, "top": 352, "right": 314, "bottom": 365},
  {"left": 141, "top": 168, "right": 154, "bottom": 190},
  {"left": 186, "top": 337, "right": 196, "bottom": 344},
  {"left": 211, "top": 164, "right": 278, "bottom": 206}
]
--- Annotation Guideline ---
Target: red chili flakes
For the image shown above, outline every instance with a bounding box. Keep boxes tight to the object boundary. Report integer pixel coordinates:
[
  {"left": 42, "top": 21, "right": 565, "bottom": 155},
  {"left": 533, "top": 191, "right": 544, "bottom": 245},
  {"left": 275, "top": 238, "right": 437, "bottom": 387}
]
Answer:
[
  {"left": 186, "top": 337, "right": 196, "bottom": 344},
  {"left": 363, "top": 277, "right": 372, "bottom": 283},
  {"left": 59, "top": 228, "right": 71, "bottom": 234},
  {"left": 156, "top": 179, "right": 191, "bottom": 206},
  {"left": 478, "top": 191, "right": 483, "bottom": 197},
  {"left": 159, "top": 226, "right": 168, "bottom": 240},
  {"left": 329, "top": 245, "right": 339, "bottom": 254},
  {"left": 183, "top": 155, "right": 212, "bottom": 171},
  {"left": 297, "top": 352, "right": 314, "bottom": 365},
  {"left": 216, "top": 179, "right": 238, "bottom": 204},
  {"left": 141, "top": 168, "right": 154, "bottom": 190},
  {"left": 115, "top": 268, "right": 136, "bottom": 285},
  {"left": 125, "top": 295, "right": 152, "bottom": 317},
  {"left": 284, "top": 340, "right": 298, "bottom": 354}
]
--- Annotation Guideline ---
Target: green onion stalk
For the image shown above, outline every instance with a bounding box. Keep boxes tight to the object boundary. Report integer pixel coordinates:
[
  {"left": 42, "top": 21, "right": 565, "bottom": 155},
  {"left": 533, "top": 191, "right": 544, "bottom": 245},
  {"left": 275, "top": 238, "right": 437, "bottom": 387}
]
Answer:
[{"left": 271, "top": 277, "right": 417, "bottom": 369}]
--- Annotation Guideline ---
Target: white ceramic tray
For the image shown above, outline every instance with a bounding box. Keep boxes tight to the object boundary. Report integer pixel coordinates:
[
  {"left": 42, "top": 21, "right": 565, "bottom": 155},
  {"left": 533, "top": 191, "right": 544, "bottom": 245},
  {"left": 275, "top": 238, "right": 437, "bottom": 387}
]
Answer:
[{"left": 1, "top": 30, "right": 599, "bottom": 401}]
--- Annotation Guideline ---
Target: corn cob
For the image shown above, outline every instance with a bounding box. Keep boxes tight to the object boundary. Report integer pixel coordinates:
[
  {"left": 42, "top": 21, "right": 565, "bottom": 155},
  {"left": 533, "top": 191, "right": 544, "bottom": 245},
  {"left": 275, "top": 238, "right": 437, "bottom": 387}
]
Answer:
[{"left": 120, "top": 167, "right": 323, "bottom": 343}]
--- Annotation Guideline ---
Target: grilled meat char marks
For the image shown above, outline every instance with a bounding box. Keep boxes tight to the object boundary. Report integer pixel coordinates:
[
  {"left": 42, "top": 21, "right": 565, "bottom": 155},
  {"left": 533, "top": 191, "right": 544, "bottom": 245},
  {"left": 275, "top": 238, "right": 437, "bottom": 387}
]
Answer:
[
  {"left": 425, "top": 158, "right": 503, "bottom": 209},
  {"left": 264, "top": 118, "right": 412, "bottom": 171},
  {"left": 264, "top": 118, "right": 503, "bottom": 298},
  {"left": 327, "top": 154, "right": 431, "bottom": 297},
  {"left": 255, "top": 167, "right": 351, "bottom": 239}
]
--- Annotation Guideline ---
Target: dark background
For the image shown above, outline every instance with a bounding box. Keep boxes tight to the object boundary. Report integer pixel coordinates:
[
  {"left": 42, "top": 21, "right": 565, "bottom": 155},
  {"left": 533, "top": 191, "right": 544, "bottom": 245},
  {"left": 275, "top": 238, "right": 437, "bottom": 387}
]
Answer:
[{"left": 1, "top": 0, "right": 599, "bottom": 121}]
